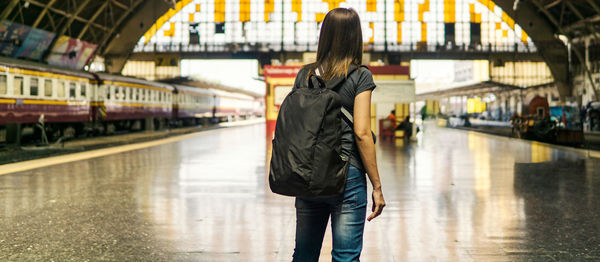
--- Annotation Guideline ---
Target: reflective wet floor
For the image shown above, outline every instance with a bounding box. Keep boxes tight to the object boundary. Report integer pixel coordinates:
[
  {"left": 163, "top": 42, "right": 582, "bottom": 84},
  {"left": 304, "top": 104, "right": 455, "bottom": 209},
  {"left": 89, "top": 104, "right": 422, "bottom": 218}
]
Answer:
[{"left": 1, "top": 123, "right": 599, "bottom": 261}]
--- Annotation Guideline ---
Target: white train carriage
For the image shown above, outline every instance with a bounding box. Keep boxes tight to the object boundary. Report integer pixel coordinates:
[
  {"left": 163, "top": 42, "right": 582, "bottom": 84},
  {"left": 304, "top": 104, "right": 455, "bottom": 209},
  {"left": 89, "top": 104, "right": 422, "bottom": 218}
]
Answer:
[
  {"left": 212, "top": 89, "right": 257, "bottom": 120},
  {"left": 172, "top": 84, "right": 216, "bottom": 126},
  {"left": 0, "top": 57, "right": 96, "bottom": 141}
]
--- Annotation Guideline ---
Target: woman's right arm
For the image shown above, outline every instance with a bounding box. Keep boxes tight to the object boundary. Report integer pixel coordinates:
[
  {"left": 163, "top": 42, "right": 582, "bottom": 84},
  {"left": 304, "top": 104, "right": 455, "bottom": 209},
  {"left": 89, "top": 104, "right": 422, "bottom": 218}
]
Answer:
[{"left": 353, "top": 90, "right": 385, "bottom": 221}]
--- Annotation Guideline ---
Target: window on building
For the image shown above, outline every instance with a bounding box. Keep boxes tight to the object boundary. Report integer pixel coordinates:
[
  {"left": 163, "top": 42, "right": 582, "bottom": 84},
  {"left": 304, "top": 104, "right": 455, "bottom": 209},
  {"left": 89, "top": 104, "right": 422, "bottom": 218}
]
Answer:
[
  {"left": 13, "top": 76, "right": 23, "bottom": 96},
  {"left": 30, "top": 78, "right": 39, "bottom": 97},
  {"left": 0, "top": 74, "right": 7, "bottom": 95},
  {"left": 69, "top": 82, "right": 77, "bottom": 98},
  {"left": 44, "top": 79, "right": 52, "bottom": 97}
]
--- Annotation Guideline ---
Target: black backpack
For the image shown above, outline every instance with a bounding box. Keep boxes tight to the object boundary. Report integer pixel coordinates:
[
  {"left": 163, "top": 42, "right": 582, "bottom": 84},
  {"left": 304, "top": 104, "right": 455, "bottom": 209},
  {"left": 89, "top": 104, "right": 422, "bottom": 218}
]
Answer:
[{"left": 269, "top": 65, "right": 363, "bottom": 198}]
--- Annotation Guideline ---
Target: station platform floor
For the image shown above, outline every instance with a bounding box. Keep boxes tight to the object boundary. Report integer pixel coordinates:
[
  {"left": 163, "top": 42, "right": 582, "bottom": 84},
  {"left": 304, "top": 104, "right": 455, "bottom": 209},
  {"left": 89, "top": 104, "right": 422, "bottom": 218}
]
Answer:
[{"left": 1, "top": 122, "right": 599, "bottom": 261}]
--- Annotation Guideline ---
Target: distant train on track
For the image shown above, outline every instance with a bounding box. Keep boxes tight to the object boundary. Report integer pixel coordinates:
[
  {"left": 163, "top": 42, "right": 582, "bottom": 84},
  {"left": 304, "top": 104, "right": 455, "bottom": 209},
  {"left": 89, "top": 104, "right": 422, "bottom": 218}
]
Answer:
[{"left": 0, "top": 57, "right": 263, "bottom": 143}]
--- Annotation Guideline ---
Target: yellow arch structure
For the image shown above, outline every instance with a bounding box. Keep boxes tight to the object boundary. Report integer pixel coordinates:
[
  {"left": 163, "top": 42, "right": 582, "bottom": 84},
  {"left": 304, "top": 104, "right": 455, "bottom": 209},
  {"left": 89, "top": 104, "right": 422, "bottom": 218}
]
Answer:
[
  {"left": 140, "top": 0, "right": 530, "bottom": 46},
  {"left": 142, "top": 0, "right": 194, "bottom": 44}
]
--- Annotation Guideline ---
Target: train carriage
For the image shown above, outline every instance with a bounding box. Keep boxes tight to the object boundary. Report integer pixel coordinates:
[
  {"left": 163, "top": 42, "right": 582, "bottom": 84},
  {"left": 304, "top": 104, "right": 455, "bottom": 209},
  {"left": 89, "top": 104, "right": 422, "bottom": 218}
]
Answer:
[
  {"left": 0, "top": 57, "right": 95, "bottom": 139},
  {"left": 172, "top": 84, "right": 216, "bottom": 125},
  {"left": 212, "top": 89, "right": 256, "bottom": 120},
  {"left": 94, "top": 73, "right": 174, "bottom": 132}
]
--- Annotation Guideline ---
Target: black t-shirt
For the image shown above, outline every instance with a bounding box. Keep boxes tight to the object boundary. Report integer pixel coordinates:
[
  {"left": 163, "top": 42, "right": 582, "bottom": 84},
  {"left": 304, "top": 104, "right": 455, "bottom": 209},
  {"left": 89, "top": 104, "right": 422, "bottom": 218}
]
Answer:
[{"left": 294, "top": 65, "right": 376, "bottom": 173}]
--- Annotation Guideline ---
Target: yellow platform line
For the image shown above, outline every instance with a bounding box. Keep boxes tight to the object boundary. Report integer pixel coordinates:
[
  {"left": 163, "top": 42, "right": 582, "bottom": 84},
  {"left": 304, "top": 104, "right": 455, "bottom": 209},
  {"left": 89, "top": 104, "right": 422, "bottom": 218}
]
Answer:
[{"left": 0, "top": 129, "right": 219, "bottom": 176}]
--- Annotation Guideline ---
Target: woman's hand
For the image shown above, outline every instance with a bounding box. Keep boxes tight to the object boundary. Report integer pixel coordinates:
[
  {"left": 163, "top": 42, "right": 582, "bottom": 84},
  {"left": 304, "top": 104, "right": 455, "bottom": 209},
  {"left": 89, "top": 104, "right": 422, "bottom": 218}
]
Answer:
[{"left": 367, "top": 187, "right": 385, "bottom": 221}]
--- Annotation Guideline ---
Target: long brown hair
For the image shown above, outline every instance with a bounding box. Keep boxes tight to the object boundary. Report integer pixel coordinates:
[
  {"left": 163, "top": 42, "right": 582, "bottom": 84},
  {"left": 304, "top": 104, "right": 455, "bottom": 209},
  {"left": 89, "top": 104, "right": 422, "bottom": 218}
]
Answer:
[{"left": 307, "top": 8, "right": 363, "bottom": 82}]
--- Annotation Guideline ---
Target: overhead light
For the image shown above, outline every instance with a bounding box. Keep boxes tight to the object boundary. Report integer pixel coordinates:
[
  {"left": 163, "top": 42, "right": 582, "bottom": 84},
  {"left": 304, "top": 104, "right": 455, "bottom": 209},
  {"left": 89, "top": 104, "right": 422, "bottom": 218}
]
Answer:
[
  {"left": 23, "top": 1, "right": 29, "bottom": 8},
  {"left": 513, "top": 0, "right": 520, "bottom": 10},
  {"left": 557, "top": 34, "right": 569, "bottom": 45}
]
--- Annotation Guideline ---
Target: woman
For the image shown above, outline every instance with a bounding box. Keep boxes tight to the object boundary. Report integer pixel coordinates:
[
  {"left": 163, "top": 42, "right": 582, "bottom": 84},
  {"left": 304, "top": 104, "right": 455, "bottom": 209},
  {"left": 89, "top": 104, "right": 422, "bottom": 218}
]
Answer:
[{"left": 291, "top": 8, "right": 385, "bottom": 262}]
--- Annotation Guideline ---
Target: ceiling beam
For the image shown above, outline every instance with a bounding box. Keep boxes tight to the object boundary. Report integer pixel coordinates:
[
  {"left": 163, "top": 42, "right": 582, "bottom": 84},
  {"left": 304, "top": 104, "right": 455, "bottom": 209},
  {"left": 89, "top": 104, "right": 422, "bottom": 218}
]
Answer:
[
  {"left": 585, "top": 0, "right": 600, "bottom": 17},
  {"left": 565, "top": 1, "right": 586, "bottom": 21},
  {"left": 32, "top": 0, "right": 57, "bottom": 28},
  {"left": 111, "top": 0, "right": 129, "bottom": 10},
  {"left": 27, "top": 0, "right": 110, "bottom": 32},
  {"left": 52, "top": 0, "right": 93, "bottom": 39},
  {"left": 545, "top": 0, "right": 562, "bottom": 9},
  {"left": 77, "top": 1, "right": 111, "bottom": 39},
  {"left": 562, "top": 15, "right": 600, "bottom": 33},
  {"left": 0, "top": 0, "right": 20, "bottom": 25},
  {"left": 98, "top": 0, "right": 145, "bottom": 54}
]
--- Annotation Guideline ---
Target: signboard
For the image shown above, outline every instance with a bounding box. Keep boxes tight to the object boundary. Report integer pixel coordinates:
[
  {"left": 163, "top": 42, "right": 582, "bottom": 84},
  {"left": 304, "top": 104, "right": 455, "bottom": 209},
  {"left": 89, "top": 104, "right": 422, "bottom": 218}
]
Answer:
[
  {"left": 264, "top": 65, "right": 302, "bottom": 79},
  {"left": 47, "top": 36, "right": 97, "bottom": 70},
  {"left": 15, "top": 28, "right": 56, "bottom": 61},
  {"left": 0, "top": 21, "right": 32, "bottom": 57},
  {"left": 371, "top": 80, "right": 416, "bottom": 104}
]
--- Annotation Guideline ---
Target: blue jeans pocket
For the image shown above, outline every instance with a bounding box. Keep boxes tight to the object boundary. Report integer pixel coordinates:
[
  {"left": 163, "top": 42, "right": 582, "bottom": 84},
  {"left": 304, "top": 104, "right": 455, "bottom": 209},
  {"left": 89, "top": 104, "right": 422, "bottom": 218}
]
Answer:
[{"left": 341, "top": 166, "right": 367, "bottom": 211}]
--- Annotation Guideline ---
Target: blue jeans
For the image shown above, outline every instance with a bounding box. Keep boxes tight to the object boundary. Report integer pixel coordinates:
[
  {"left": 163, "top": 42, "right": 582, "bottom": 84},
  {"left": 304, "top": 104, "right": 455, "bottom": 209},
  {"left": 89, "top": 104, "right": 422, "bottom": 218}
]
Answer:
[{"left": 293, "top": 165, "right": 367, "bottom": 262}]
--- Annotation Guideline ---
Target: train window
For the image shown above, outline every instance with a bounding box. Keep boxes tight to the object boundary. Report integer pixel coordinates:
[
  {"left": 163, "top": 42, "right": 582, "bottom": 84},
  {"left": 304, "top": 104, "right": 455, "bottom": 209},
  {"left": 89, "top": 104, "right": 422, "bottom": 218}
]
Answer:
[
  {"left": 128, "top": 88, "right": 133, "bottom": 101},
  {"left": 13, "top": 76, "right": 23, "bottom": 96},
  {"left": 134, "top": 88, "right": 139, "bottom": 101},
  {"left": 68, "top": 82, "right": 76, "bottom": 99},
  {"left": 57, "top": 81, "right": 65, "bottom": 98},
  {"left": 80, "top": 83, "right": 87, "bottom": 98},
  {"left": 30, "top": 78, "right": 39, "bottom": 97},
  {"left": 0, "top": 74, "right": 6, "bottom": 95},
  {"left": 118, "top": 87, "right": 125, "bottom": 101},
  {"left": 106, "top": 86, "right": 112, "bottom": 100},
  {"left": 44, "top": 79, "right": 52, "bottom": 97}
]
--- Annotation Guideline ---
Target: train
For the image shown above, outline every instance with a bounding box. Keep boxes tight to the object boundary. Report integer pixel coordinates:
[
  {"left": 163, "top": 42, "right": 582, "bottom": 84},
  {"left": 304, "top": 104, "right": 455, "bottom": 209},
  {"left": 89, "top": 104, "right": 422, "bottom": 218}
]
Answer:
[{"left": 0, "top": 57, "right": 263, "bottom": 143}]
